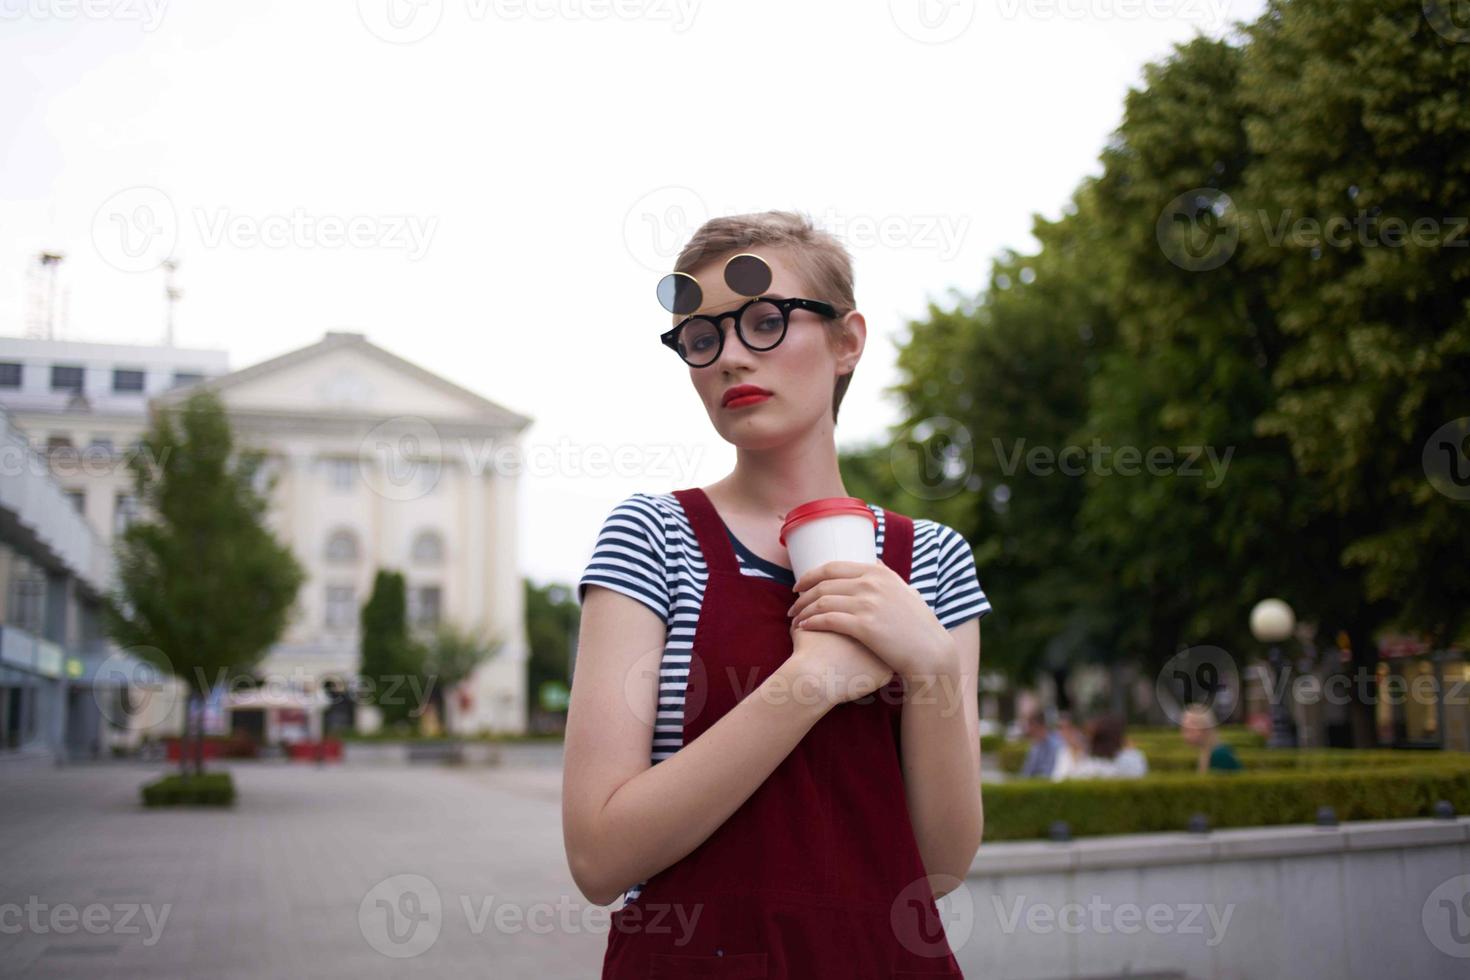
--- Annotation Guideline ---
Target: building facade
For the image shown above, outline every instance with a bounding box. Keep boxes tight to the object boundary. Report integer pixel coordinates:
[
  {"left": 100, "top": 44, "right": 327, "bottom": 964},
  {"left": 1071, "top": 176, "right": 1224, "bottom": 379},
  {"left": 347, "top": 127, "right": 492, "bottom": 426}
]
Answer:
[{"left": 0, "top": 331, "right": 533, "bottom": 738}]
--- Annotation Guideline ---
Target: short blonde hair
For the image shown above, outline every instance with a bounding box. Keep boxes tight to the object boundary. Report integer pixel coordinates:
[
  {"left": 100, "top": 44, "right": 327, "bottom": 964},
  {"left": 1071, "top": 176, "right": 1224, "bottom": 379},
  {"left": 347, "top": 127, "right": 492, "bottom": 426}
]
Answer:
[{"left": 674, "top": 210, "right": 857, "bottom": 423}]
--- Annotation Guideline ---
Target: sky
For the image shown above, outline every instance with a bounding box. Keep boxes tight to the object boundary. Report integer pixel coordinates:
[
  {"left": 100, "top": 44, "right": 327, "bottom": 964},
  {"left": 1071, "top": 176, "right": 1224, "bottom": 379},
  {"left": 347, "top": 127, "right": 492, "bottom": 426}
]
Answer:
[{"left": 1, "top": 0, "right": 1266, "bottom": 588}]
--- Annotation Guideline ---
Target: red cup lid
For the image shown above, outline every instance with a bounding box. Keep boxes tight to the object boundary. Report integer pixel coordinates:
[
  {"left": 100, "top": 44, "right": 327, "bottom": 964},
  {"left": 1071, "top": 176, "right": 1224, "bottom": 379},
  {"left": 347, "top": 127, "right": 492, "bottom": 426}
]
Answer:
[{"left": 779, "top": 496, "right": 877, "bottom": 546}]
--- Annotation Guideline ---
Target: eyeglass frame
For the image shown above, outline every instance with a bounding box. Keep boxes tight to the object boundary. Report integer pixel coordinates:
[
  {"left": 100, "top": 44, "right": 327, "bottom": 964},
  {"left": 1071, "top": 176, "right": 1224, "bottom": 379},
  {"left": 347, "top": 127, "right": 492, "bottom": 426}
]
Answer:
[{"left": 659, "top": 295, "right": 840, "bottom": 367}]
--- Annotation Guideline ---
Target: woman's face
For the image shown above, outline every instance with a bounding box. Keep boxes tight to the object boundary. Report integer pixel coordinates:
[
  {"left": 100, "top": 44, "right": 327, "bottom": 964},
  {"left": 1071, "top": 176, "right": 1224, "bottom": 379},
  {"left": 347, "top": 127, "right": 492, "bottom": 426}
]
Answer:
[{"left": 677, "top": 248, "right": 863, "bottom": 450}]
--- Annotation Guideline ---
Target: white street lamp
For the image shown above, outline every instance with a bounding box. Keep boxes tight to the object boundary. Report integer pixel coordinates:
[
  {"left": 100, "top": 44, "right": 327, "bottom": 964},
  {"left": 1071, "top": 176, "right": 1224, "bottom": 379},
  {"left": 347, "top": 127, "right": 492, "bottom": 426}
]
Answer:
[{"left": 1250, "top": 598, "right": 1298, "bottom": 748}]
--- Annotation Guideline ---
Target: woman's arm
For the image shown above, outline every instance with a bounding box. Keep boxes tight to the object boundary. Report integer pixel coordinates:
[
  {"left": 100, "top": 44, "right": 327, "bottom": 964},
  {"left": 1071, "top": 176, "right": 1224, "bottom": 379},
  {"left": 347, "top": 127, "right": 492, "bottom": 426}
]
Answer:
[
  {"left": 898, "top": 617, "right": 984, "bottom": 896},
  {"left": 561, "top": 585, "right": 879, "bottom": 906}
]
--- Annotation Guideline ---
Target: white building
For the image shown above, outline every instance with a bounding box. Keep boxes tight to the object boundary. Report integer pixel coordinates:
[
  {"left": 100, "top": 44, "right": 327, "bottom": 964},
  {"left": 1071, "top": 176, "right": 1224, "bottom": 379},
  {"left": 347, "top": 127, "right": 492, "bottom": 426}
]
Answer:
[{"left": 0, "top": 331, "right": 533, "bottom": 738}]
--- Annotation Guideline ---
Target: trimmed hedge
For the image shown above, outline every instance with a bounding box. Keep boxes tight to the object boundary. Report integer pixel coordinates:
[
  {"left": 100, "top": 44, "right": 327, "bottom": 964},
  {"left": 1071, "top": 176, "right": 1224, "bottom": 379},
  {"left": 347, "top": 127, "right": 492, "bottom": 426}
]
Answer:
[
  {"left": 141, "top": 772, "right": 236, "bottom": 807},
  {"left": 982, "top": 761, "right": 1470, "bottom": 841},
  {"left": 994, "top": 743, "right": 1455, "bottom": 774}
]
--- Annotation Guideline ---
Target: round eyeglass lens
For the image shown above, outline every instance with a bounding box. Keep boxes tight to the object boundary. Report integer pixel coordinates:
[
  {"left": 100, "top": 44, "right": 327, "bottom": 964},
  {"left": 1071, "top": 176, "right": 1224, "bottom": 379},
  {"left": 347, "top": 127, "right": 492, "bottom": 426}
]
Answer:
[
  {"left": 738, "top": 301, "right": 786, "bottom": 350},
  {"left": 679, "top": 318, "right": 723, "bottom": 366}
]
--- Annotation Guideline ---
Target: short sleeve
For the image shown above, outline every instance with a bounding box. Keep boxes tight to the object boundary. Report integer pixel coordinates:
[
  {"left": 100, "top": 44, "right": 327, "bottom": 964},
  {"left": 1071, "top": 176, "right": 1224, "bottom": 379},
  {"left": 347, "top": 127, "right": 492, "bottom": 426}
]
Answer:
[
  {"left": 932, "top": 523, "right": 991, "bottom": 629},
  {"left": 577, "top": 493, "right": 669, "bottom": 623}
]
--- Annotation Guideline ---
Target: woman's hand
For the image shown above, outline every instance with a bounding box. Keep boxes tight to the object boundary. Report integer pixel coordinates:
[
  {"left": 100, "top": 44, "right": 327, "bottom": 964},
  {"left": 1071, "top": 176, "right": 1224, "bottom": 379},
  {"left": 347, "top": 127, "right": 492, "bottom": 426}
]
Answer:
[
  {"left": 786, "top": 560, "right": 958, "bottom": 685},
  {"left": 784, "top": 622, "right": 893, "bottom": 709}
]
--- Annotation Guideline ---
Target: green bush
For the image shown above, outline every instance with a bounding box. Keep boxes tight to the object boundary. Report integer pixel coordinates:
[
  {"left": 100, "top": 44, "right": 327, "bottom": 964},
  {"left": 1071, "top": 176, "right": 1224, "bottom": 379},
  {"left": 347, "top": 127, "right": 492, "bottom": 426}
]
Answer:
[
  {"left": 994, "top": 743, "right": 1454, "bottom": 774},
  {"left": 141, "top": 772, "right": 236, "bottom": 807},
  {"left": 981, "top": 761, "right": 1470, "bottom": 841}
]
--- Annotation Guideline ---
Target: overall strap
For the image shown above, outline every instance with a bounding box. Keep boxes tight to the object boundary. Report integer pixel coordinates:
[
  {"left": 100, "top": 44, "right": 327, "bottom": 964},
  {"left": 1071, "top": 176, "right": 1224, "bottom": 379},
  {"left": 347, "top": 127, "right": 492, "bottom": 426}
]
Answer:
[
  {"left": 671, "top": 487, "right": 740, "bottom": 576},
  {"left": 880, "top": 508, "right": 915, "bottom": 584}
]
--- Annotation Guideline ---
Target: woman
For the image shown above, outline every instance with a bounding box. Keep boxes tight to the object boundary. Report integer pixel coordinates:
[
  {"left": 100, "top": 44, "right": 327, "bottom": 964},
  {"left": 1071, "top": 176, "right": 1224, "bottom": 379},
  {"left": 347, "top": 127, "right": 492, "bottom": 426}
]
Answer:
[
  {"left": 1052, "top": 715, "right": 1148, "bottom": 780},
  {"left": 563, "top": 211, "right": 991, "bottom": 978}
]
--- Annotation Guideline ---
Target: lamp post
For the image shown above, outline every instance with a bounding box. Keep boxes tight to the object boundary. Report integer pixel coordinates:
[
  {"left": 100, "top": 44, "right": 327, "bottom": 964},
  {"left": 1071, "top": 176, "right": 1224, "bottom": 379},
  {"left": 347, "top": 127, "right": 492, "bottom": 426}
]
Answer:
[{"left": 1250, "top": 598, "right": 1297, "bottom": 748}]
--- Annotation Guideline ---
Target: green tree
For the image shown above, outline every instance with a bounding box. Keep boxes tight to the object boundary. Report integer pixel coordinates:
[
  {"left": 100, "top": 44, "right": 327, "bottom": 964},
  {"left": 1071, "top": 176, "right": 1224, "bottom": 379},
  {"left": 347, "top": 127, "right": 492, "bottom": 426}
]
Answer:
[
  {"left": 106, "top": 389, "right": 305, "bottom": 776},
  {"left": 420, "top": 621, "right": 502, "bottom": 733},
  {"left": 1241, "top": 0, "right": 1470, "bottom": 717},
  {"left": 359, "top": 570, "right": 423, "bottom": 730},
  {"left": 524, "top": 579, "right": 579, "bottom": 720}
]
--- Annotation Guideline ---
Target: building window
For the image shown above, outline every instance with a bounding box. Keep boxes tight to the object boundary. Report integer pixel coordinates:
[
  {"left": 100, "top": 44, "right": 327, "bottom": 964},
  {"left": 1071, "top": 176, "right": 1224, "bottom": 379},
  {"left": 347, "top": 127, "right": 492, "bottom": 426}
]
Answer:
[
  {"left": 325, "top": 529, "right": 360, "bottom": 564},
  {"left": 325, "top": 458, "right": 356, "bottom": 492},
  {"left": 65, "top": 490, "right": 84, "bottom": 514},
  {"left": 114, "top": 493, "right": 139, "bottom": 536},
  {"left": 408, "top": 586, "right": 442, "bottom": 629},
  {"left": 411, "top": 529, "right": 444, "bottom": 565},
  {"left": 112, "top": 368, "right": 145, "bottom": 393},
  {"left": 325, "top": 585, "right": 357, "bottom": 630},
  {"left": 0, "top": 363, "right": 21, "bottom": 388},
  {"left": 46, "top": 435, "right": 73, "bottom": 452},
  {"left": 171, "top": 371, "right": 204, "bottom": 388},
  {"left": 88, "top": 437, "right": 114, "bottom": 455},
  {"left": 50, "top": 365, "right": 84, "bottom": 392},
  {"left": 7, "top": 560, "right": 46, "bottom": 634}
]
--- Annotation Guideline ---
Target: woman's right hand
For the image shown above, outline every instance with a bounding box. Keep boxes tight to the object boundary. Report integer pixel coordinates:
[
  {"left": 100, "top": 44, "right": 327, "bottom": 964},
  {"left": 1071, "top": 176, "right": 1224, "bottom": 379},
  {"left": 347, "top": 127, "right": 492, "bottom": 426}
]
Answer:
[{"left": 784, "top": 623, "right": 895, "bottom": 709}]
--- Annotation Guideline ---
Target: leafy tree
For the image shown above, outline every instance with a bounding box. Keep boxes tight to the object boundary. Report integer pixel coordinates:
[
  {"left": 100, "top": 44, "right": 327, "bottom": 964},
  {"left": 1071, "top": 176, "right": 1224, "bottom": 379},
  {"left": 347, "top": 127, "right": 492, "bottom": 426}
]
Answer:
[
  {"left": 359, "top": 570, "right": 423, "bottom": 730},
  {"left": 525, "top": 579, "right": 579, "bottom": 717},
  {"left": 420, "top": 621, "right": 501, "bottom": 734},
  {"left": 106, "top": 389, "right": 305, "bottom": 776}
]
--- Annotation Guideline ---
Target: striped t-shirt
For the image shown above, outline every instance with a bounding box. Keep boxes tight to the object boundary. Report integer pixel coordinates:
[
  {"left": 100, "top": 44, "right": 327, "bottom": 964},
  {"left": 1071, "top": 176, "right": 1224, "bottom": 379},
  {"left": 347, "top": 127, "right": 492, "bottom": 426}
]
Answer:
[{"left": 576, "top": 491, "right": 992, "bottom": 905}]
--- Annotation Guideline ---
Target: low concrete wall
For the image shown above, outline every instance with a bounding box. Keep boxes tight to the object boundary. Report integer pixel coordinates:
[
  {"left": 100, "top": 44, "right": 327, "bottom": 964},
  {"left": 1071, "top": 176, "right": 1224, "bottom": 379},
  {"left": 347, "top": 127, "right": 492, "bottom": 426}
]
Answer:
[{"left": 952, "top": 817, "right": 1470, "bottom": 979}]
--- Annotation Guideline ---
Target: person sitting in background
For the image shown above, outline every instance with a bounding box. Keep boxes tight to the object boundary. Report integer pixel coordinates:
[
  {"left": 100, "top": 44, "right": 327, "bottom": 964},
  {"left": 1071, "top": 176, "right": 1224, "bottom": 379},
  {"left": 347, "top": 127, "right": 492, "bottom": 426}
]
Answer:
[
  {"left": 1180, "top": 703, "right": 1243, "bottom": 773},
  {"left": 1053, "top": 715, "right": 1148, "bottom": 779},
  {"left": 1048, "top": 712, "right": 1089, "bottom": 780},
  {"left": 1018, "top": 710, "right": 1064, "bottom": 778}
]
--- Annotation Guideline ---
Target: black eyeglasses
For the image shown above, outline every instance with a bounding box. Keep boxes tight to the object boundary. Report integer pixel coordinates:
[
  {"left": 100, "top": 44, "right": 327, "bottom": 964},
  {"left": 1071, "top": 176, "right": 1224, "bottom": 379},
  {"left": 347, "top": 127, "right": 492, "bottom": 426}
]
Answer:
[{"left": 660, "top": 296, "right": 839, "bottom": 368}]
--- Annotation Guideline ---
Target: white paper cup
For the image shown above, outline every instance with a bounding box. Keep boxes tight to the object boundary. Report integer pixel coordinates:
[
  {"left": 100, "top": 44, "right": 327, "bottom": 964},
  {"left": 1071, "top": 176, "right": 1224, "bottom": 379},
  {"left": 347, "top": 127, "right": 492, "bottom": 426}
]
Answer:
[{"left": 779, "top": 497, "right": 878, "bottom": 583}]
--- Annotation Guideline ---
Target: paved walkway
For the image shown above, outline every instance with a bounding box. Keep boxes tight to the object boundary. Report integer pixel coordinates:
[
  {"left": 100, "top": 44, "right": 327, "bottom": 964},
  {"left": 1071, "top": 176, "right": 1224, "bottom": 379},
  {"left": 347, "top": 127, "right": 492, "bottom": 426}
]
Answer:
[{"left": 0, "top": 755, "right": 603, "bottom": 979}]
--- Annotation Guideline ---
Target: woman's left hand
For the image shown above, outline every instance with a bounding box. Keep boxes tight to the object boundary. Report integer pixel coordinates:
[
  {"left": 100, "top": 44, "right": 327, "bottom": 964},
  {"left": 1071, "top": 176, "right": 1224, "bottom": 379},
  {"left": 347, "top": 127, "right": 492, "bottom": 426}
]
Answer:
[{"left": 786, "top": 560, "right": 957, "bottom": 684}]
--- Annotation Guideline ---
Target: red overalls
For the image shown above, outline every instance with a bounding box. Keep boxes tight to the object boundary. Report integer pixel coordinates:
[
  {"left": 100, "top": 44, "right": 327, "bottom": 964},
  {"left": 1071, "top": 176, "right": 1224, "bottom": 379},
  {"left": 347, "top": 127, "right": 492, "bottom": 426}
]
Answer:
[{"left": 601, "top": 486, "right": 966, "bottom": 979}]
